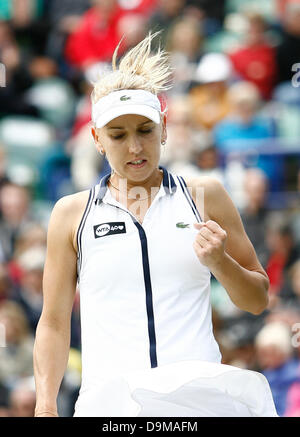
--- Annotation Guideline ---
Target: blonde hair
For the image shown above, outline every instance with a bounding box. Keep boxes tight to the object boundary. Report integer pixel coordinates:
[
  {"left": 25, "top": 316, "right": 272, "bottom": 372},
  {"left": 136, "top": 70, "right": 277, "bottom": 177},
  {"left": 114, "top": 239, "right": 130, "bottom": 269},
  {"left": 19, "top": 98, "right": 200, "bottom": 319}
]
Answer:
[
  {"left": 255, "top": 321, "right": 292, "bottom": 356},
  {"left": 228, "top": 81, "right": 261, "bottom": 107},
  {"left": 0, "top": 300, "right": 30, "bottom": 343},
  {"left": 91, "top": 31, "right": 174, "bottom": 104}
]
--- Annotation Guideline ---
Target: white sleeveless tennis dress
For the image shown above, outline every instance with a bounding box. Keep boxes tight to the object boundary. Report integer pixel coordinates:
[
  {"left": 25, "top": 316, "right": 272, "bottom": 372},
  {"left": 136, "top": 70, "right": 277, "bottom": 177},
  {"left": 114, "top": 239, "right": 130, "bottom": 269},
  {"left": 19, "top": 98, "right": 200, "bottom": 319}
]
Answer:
[{"left": 73, "top": 166, "right": 277, "bottom": 417}]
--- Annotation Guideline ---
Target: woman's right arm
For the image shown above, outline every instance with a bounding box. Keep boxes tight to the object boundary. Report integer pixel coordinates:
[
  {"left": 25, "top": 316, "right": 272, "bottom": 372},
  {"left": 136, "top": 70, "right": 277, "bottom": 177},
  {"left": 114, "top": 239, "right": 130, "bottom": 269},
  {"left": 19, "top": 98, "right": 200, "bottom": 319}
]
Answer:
[{"left": 33, "top": 195, "right": 81, "bottom": 417}]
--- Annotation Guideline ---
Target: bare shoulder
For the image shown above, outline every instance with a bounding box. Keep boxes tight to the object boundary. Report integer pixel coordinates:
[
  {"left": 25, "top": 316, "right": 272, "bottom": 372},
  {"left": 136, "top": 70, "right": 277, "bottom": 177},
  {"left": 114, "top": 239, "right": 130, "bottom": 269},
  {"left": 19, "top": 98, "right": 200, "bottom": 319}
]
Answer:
[
  {"left": 54, "top": 190, "right": 91, "bottom": 215},
  {"left": 185, "top": 175, "right": 224, "bottom": 194},
  {"left": 184, "top": 176, "right": 227, "bottom": 222},
  {"left": 49, "top": 190, "right": 91, "bottom": 253}
]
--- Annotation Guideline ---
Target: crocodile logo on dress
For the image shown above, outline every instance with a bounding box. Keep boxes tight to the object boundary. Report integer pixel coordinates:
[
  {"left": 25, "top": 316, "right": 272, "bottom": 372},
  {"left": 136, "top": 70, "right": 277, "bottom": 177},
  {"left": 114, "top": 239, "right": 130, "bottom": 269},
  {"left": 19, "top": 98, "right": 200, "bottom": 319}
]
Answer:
[
  {"left": 176, "top": 222, "right": 190, "bottom": 228},
  {"left": 94, "top": 222, "right": 126, "bottom": 238},
  {"left": 120, "top": 95, "right": 131, "bottom": 101}
]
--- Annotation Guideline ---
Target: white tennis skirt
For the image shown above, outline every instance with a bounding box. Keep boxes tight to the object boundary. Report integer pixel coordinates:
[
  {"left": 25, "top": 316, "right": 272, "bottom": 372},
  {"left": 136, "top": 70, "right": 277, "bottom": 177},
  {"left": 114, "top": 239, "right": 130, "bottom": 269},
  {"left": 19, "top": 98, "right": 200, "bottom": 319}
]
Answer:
[{"left": 73, "top": 360, "right": 278, "bottom": 417}]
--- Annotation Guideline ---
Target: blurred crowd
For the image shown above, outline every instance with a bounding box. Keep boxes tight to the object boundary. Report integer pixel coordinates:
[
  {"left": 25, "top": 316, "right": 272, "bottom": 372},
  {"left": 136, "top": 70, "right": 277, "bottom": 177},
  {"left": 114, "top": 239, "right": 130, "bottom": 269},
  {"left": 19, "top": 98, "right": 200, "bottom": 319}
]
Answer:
[{"left": 0, "top": 0, "right": 299, "bottom": 418}]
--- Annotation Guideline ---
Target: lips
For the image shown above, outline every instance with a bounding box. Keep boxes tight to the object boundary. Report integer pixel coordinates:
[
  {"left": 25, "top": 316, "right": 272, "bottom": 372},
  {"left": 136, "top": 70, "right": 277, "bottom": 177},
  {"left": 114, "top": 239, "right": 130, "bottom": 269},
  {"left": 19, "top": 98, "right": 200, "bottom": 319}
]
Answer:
[{"left": 127, "top": 159, "right": 147, "bottom": 168}]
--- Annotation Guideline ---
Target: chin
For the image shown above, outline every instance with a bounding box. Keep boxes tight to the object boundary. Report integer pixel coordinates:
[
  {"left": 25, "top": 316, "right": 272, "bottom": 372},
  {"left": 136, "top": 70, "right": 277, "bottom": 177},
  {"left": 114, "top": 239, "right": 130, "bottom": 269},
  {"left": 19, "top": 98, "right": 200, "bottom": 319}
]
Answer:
[
  {"left": 127, "top": 172, "right": 150, "bottom": 184},
  {"left": 125, "top": 163, "right": 151, "bottom": 177}
]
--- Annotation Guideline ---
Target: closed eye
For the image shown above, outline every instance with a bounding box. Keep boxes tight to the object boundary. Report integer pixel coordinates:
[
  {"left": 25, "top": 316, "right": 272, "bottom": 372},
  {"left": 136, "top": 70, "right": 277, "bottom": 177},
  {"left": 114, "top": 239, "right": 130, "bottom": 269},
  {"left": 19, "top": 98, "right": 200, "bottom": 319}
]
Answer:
[
  {"left": 140, "top": 129, "right": 153, "bottom": 134},
  {"left": 111, "top": 129, "right": 153, "bottom": 140}
]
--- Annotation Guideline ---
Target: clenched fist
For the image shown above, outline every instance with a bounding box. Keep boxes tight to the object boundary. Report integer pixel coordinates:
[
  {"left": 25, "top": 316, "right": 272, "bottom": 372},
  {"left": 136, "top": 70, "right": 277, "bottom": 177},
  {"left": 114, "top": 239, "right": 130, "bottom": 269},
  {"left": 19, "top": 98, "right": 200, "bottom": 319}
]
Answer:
[{"left": 193, "top": 220, "right": 227, "bottom": 270}]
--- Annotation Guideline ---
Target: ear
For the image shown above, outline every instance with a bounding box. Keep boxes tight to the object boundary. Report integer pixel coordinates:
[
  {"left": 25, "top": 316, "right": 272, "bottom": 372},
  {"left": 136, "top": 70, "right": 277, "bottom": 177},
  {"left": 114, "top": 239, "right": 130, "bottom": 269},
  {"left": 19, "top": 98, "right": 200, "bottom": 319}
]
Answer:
[
  {"left": 91, "top": 126, "right": 97, "bottom": 142},
  {"left": 91, "top": 126, "right": 102, "bottom": 154},
  {"left": 161, "top": 114, "right": 167, "bottom": 143}
]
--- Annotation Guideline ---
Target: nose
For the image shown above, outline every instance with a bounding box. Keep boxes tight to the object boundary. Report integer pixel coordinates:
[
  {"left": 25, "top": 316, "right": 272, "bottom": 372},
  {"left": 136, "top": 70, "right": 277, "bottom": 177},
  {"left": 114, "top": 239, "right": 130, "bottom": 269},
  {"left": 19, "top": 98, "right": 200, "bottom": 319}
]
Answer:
[{"left": 128, "top": 136, "right": 143, "bottom": 155}]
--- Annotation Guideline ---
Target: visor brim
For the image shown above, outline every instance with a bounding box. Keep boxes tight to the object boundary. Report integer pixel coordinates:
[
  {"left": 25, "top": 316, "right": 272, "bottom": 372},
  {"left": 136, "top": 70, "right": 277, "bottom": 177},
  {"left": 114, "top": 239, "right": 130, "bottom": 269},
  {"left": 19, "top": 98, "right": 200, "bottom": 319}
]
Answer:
[{"left": 94, "top": 104, "right": 161, "bottom": 128}]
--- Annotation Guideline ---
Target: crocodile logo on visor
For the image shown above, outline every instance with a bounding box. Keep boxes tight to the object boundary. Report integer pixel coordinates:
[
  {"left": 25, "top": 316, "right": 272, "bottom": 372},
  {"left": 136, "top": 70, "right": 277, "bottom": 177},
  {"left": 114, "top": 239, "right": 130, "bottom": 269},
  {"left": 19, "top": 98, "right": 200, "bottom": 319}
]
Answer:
[{"left": 120, "top": 95, "right": 131, "bottom": 101}]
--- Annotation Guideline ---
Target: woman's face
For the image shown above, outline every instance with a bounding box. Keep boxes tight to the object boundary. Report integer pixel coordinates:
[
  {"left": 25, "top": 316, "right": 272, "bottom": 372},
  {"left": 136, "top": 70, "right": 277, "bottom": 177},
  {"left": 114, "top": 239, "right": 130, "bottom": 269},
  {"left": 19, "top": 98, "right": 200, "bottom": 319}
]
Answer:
[{"left": 93, "top": 114, "right": 166, "bottom": 183}]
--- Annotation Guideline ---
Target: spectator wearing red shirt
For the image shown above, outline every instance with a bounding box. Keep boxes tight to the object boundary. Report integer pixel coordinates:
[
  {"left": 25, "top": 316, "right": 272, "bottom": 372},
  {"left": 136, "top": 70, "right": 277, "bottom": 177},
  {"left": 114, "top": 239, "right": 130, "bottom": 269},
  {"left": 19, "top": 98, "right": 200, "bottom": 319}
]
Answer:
[
  {"left": 64, "top": 0, "right": 157, "bottom": 70},
  {"left": 228, "top": 13, "right": 277, "bottom": 100},
  {"left": 64, "top": 0, "right": 126, "bottom": 69}
]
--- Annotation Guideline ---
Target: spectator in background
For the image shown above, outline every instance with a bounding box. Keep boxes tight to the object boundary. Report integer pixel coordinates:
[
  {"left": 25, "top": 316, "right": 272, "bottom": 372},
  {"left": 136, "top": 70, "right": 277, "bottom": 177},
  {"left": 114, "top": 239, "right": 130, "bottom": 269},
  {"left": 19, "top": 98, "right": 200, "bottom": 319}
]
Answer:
[
  {"left": 0, "top": 0, "right": 48, "bottom": 56},
  {"left": 147, "top": 0, "right": 186, "bottom": 50},
  {"left": 44, "top": 0, "right": 90, "bottom": 61},
  {"left": 7, "top": 223, "right": 47, "bottom": 286},
  {"left": 0, "top": 20, "right": 38, "bottom": 117},
  {"left": 159, "top": 94, "right": 195, "bottom": 168},
  {"left": 0, "top": 183, "right": 36, "bottom": 261},
  {"left": 116, "top": 13, "right": 148, "bottom": 52},
  {"left": 217, "top": 317, "right": 261, "bottom": 371},
  {"left": 265, "top": 215, "right": 300, "bottom": 305},
  {"left": 185, "top": 0, "right": 226, "bottom": 33},
  {"left": 64, "top": 0, "right": 154, "bottom": 71},
  {"left": 0, "top": 19, "right": 20, "bottom": 82},
  {"left": 165, "top": 16, "right": 203, "bottom": 95},
  {"left": 11, "top": 244, "right": 81, "bottom": 349},
  {"left": 166, "top": 15, "right": 203, "bottom": 64},
  {"left": 189, "top": 52, "right": 232, "bottom": 130},
  {"left": 64, "top": 0, "right": 126, "bottom": 70},
  {"left": 69, "top": 122, "right": 106, "bottom": 191},
  {"left": 228, "top": 12, "right": 277, "bottom": 100},
  {"left": 70, "top": 75, "right": 95, "bottom": 138},
  {"left": 278, "top": 260, "right": 300, "bottom": 312},
  {"left": 0, "top": 263, "right": 15, "bottom": 303},
  {"left": 25, "top": 55, "right": 77, "bottom": 132},
  {"left": 169, "top": 130, "right": 225, "bottom": 184},
  {"left": 275, "top": 2, "right": 300, "bottom": 84},
  {"left": 13, "top": 224, "right": 47, "bottom": 260},
  {"left": 188, "top": 132, "right": 224, "bottom": 182},
  {"left": 214, "top": 81, "right": 272, "bottom": 150},
  {"left": 27, "top": 56, "right": 58, "bottom": 82},
  {"left": 9, "top": 376, "right": 36, "bottom": 417},
  {"left": 255, "top": 321, "right": 300, "bottom": 416},
  {"left": 11, "top": 246, "right": 45, "bottom": 334},
  {"left": 213, "top": 81, "right": 283, "bottom": 193},
  {"left": 0, "top": 301, "right": 34, "bottom": 389},
  {"left": 240, "top": 168, "right": 270, "bottom": 268}
]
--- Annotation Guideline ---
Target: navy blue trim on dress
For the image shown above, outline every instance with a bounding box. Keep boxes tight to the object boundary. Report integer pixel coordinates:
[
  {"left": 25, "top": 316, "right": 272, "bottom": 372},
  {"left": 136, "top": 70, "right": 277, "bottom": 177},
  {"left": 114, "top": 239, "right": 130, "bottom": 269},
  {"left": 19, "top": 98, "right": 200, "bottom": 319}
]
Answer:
[
  {"left": 131, "top": 217, "right": 158, "bottom": 368},
  {"left": 95, "top": 165, "right": 176, "bottom": 204},
  {"left": 95, "top": 173, "right": 111, "bottom": 204},
  {"left": 177, "top": 176, "right": 202, "bottom": 222},
  {"left": 76, "top": 187, "right": 95, "bottom": 279},
  {"left": 160, "top": 165, "right": 177, "bottom": 195}
]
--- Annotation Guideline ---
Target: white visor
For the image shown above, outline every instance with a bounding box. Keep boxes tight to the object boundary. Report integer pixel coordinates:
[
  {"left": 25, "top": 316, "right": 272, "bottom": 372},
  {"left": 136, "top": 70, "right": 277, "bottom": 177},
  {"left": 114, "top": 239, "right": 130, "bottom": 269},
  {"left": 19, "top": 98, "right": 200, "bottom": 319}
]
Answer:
[{"left": 92, "top": 89, "right": 162, "bottom": 128}]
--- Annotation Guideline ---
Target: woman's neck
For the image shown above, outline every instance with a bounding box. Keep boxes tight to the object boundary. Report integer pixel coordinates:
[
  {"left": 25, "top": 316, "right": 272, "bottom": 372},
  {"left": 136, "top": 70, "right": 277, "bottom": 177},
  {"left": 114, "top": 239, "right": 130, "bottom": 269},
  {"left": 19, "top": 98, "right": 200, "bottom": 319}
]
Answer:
[{"left": 108, "top": 168, "right": 163, "bottom": 199}]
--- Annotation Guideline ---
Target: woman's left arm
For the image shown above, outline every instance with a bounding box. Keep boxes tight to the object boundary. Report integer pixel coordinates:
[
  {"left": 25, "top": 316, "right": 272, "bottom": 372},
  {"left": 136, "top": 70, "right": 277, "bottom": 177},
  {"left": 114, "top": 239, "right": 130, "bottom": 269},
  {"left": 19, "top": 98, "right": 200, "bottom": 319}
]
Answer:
[{"left": 190, "top": 177, "right": 269, "bottom": 315}]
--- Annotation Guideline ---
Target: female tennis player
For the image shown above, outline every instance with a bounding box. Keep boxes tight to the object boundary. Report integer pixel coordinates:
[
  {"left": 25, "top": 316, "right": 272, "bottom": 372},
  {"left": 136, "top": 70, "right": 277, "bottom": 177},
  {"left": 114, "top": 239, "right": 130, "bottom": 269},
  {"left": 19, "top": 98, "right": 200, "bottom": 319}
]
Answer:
[{"left": 33, "top": 33, "right": 277, "bottom": 417}]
